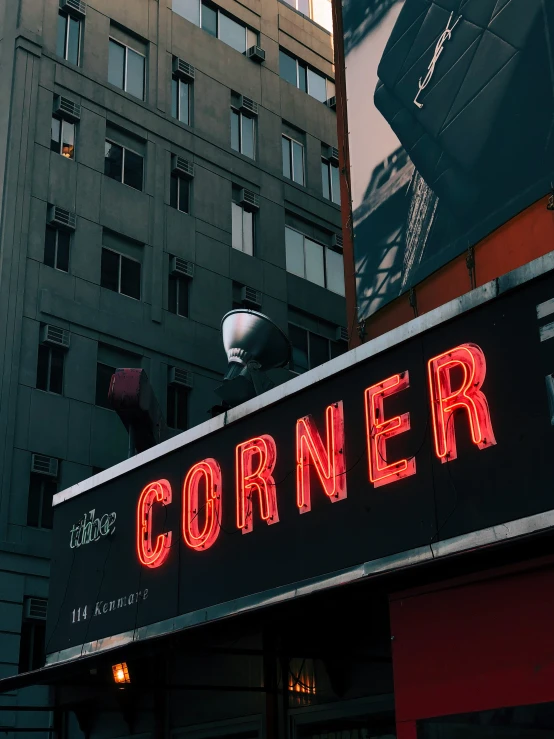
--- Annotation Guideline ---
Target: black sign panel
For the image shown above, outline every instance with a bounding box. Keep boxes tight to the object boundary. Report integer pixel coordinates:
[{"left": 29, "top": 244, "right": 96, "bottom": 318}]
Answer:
[{"left": 47, "top": 270, "right": 554, "bottom": 657}]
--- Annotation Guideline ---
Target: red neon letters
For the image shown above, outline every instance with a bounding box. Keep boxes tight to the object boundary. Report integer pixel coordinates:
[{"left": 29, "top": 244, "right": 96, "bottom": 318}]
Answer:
[
  {"left": 182, "top": 459, "right": 222, "bottom": 551},
  {"left": 364, "top": 372, "right": 416, "bottom": 487},
  {"left": 296, "top": 402, "right": 347, "bottom": 513},
  {"left": 428, "top": 343, "right": 496, "bottom": 463},
  {"left": 236, "top": 435, "right": 278, "bottom": 534},
  {"left": 136, "top": 479, "right": 172, "bottom": 568}
]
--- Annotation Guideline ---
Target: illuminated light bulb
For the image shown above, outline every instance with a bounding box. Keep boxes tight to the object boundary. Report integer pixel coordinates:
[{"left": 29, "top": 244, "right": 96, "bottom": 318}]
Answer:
[{"left": 112, "top": 662, "right": 130, "bottom": 684}]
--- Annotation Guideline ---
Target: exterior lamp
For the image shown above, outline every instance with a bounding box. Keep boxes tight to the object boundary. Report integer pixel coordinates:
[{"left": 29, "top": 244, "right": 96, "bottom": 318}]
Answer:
[{"left": 112, "top": 662, "right": 130, "bottom": 685}]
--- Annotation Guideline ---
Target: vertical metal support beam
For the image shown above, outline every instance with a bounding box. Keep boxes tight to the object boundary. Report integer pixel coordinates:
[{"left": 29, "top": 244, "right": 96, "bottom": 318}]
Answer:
[{"left": 263, "top": 629, "right": 280, "bottom": 739}]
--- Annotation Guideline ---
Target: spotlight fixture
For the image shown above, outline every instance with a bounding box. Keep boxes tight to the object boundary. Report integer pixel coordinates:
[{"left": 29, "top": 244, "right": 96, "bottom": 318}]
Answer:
[{"left": 112, "top": 662, "right": 130, "bottom": 685}]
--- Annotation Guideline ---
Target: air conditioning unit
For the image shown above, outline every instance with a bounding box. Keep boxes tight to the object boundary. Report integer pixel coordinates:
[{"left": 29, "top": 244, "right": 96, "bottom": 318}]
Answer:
[
  {"left": 326, "top": 96, "right": 337, "bottom": 110},
  {"left": 172, "top": 57, "right": 195, "bottom": 81},
  {"left": 53, "top": 95, "right": 81, "bottom": 122},
  {"left": 171, "top": 155, "right": 194, "bottom": 179},
  {"left": 331, "top": 233, "right": 344, "bottom": 250},
  {"left": 335, "top": 326, "right": 349, "bottom": 343},
  {"left": 24, "top": 597, "right": 48, "bottom": 621},
  {"left": 170, "top": 256, "right": 194, "bottom": 278},
  {"left": 40, "top": 324, "right": 70, "bottom": 349},
  {"left": 168, "top": 367, "right": 194, "bottom": 389},
  {"left": 47, "top": 205, "right": 76, "bottom": 231},
  {"left": 246, "top": 46, "right": 266, "bottom": 63},
  {"left": 238, "top": 188, "right": 260, "bottom": 212},
  {"left": 60, "top": 0, "right": 86, "bottom": 17},
  {"left": 31, "top": 453, "right": 59, "bottom": 478},
  {"left": 239, "top": 96, "right": 258, "bottom": 116},
  {"left": 241, "top": 286, "right": 262, "bottom": 308}
]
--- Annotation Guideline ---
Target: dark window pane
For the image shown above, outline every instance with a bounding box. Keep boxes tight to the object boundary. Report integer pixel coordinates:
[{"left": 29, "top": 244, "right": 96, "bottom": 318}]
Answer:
[
  {"left": 331, "top": 162, "right": 341, "bottom": 205},
  {"left": 231, "top": 110, "right": 240, "bottom": 152},
  {"left": 41, "top": 480, "right": 56, "bottom": 530},
  {"left": 282, "top": 137, "right": 291, "bottom": 179},
  {"left": 173, "top": 0, "right": 200, "bottom": 25},
  {"left": 298, "top": 62, "right": 307, "bottom": 92},
  {"left": 219, "top": 12, "right": 245, "bottom": 52},
  {"left": 101, "top": 248, "right": 120, "bottom": 292},
  {"left": 120, "top": 256, "right": 141, "bottom": 299},
  {"left": 61, "top": 121, "right": 75, "bottom": 160},
  {"left": 104, "top": 141, "right": 123, "bottom": 181},
  {"left": 56, "top": 231, "right": 70, "bottom": 272},
  {"left": 242, "top": 115, "right": 255, "bottom": 159},
  {"left": 179, "top": 80, "right": 189, "bottom": 124},
  {"left": 19, "top": 621, "right": 33, "bottom": 673},
  {"left": 178, "top": 178, "right": 189, "bottom": 213},
  {"left": 127, "top": 48, "right": 145, "bottom": 100},
  {"left": 289, "top": 325, "right": 309, "bottom": 373},
  {"left": 36, "top": 345, "right": 50, "bottom": 391},
  {"left": 171, "top": 78, "right": 178, "bottom": 119},
  {"left": 96, "top": 363, "right": 115, "bottom": 408},
  {"left": 243, "top": 210, "right": 254, "bottom": 256},
  {"left": 51, "top": 117, "right": 61, "bottom": 153},
  {"left": 309, "top": 333, "right": 329, "bottom": 368},
  {"left": 292, "top": 141, "right": 304, "bottom": 184},
  {"left": 67, "top": 17, "right": 80, "bottom": 65},
  {"left": 308, "top": 68, "right": 326, "bottom": 102},
  {"left": 108, "top": 40, "right": 125, "bottom": 89},
  {"left": 57, "top": 14, "right": 67, "bottom": 59},
  {"left": 280, "top": 50, "right": 297, "bottom": 86},
  {"left": 168, "top": 386, "right": 188, "bottom": 430},
  {"left": 44, "top": 227, "right": 57, "bottom": 268},
  {"left": 170, "top": 174, "right": 179, "bottom": 209},
  {"left": 321, "top": 161, "right": 330, "bottom": 200},
  {"left": 330, "top": 341, "right": 347, "bottom": 359},
  {"left": 201, "top": 2, "right": 217, "bottom": 36},
  {"left": 168, "top": 275, "right": 178, "bottom": 314},
  {"left": 27, "top": 477, "right": 42, "bottom": 528},
  {"left": 123, "top": 149, "right": 143, "bottom": 191},
  {"left": 30, "top": 620, "right": 46, "bottom": 669},
  {"left": 49, "top": 348, "right": 64, "bottom": 394},
  {"left": 177, "top": 278, "right": 189, "bottom": 317}
]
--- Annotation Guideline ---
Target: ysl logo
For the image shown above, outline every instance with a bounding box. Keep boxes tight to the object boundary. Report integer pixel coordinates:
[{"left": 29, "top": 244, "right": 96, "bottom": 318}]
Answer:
[{"left": 414, "top": 12, "right": 461, "bottom": 109}]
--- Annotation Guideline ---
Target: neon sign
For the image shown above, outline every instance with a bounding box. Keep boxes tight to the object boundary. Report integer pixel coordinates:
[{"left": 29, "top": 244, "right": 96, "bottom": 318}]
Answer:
[{"left": 136, "top": 343, "right": 496, "bottom": 567}]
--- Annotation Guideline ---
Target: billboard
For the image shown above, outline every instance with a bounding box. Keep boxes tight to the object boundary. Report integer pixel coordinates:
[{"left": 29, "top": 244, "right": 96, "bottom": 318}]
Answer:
[
  {"left": 45, "top": 261, "right": 554, "bottom": 662},
  {"left": 341, "top": 0, "right": 554, "bottom": 319}
]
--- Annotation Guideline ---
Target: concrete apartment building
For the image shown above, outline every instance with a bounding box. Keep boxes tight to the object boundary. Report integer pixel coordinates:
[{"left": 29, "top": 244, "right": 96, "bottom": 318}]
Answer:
[{"left": 0, "top": 0, "right": 345, "bottom": 700}]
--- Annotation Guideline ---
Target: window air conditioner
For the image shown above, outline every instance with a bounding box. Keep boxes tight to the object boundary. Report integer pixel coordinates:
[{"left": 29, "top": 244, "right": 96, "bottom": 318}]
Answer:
[
  {"left": 53, "top": 95, "right": 81, "bottom": 122},
  {"left": 170, "top": 257, "right": 194, "bottom": 278},
  {"left": 172, "top": 57, "right": 195, "bottom": 81},
  {"left": 168, "top": 367, "right": 194, "bottom": 389},
  {"left": 31, "top": 454, "right": 59, "bottom": 478},
  {"left": 335, "top": 326, "right": 349, "bottom": 343},
  {"left": 331, "top": 233, "right": 344, "bottom": 250},
  {"left": 241, "top": 286, "right": 262, "bottom": 308},
  {"left": 60, "top": 0, "right": 86, "bottom": 17},
  {"left": 239, "top": 96, "right": 258, "bottom": 116},
  {"left": 171, "top": 155, "right": 194, "bottom": 179},
  {"left": 238, "top": 188, "right": 260, "bottom": 211},
  {"left": 47, "top": 205, "right": 76, "bottom": 231},
  {"left": 24, "top": 597, "right": 48, "bottom": 621},
  {"left": 40, "top": 325, "right": 70, "bottom": 350},
  {"left": 326, "top": 96, "right": 337, "bottom": 110},
  {"left": 246, "top": 46, "right": 266, "bottom": 63}
]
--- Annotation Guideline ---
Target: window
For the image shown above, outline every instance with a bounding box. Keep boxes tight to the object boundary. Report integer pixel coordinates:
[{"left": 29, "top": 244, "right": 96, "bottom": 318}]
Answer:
[
  {"left": 95, "top": 363, "right": 115, "bottom": 408},
  {"left": 322, "top": 158, "right": 341, "bottom": 205},
  {"left": 172, "top": 77, "right": 190, "bottom": 125},
  {"left": 289, "top": 324, "right": 346, "bottom": 373},
  {"left": 57, "top": 12, "right": 81, "bottom": 64},
  {"left": 231, "top": 109, "right": 255, "bottom": 159},
  {"left": 108, "top": 38, "right": 145, "bottom": 100},
  {"left": 101, "top": 248, "right": 141, "bottom": 299},
  {"left": 281, "top": 0, "right": 333, "bottom": 32},
  {"left": 279, "top": 50, "right": 335, "bottom": 103},
  {"left": 232, "top": 202, "right": 254, "bottom": 256},
  {"left": 27, "top": 476, "right": 56, "bottom": 529},
  {"left": 51, "top": 116, "right": 75, "bottom": 159},
  {"left": 44, "top": 227, "right": 70, "bottom": 272},
  {"left": 285, "top": 226, "right": 345, "bottom": 295},
  {"left": 173, "top": 0, "right": 258, "bottom": 54},
  {"left": 167, "top": 384, "right": 188, "bottom": 431},
  {"left": 19, "top": 599, "right": 48, "bottom": 673},
  {"left": 282, "top": 135, "right": 305, "bottom": 185},
  {"left": 104, "top": 140, "right": 144, "bottom": 191},
  {"left": 37, "top": 345, "right": 64, "bottom": 394},
  {"left": 168, "top": 273, "right": 189, "bottom": 317},
  {"left": 170, "top": 174, "right": 190, "bottom": 213}
]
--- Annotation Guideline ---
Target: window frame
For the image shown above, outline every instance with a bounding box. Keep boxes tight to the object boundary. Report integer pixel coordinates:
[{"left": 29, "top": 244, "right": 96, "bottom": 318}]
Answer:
[
  {"left": 104, "top": 138, "right": 144, "bottom": 191},
  {"left": 170, "top": 173, "right": 191, "bottom": 214},
  {"left": 282, "top": 135, "right": 305, "bottom": 186},
  {"left": 57, "top": 11, "right": 82, "bottom": 65},
  {"left": 321, "top": 157, "right": 341, "bottom": 205},
  {"left": 176, "top": 0, "right": 258, "bottom": 54},
  {"left": 167, "top": 383, "right": 189, "bottom": 431},
  {"left": 279, "top": 49, "right": 334, "bottom": 103},
  {"left": 100, "top": 247, "right": 142, "bottom": 300},
  {"left": 231, "top": 108, "right": 256, "bottom": 159},
  {"left": 168, "top": 274, "right": 190, "bottom": 318},
  {"left": 27, "top": 476, "right": 56, "bottom": 530},
  {"left": 44, "top": 226, "right": 70, "bottom": 273},
  {"left": 285, "top": 226, "right": 344, "bottom": 294},
  {"left": 172, "top": 76, "right": 191, "bottom": 125},
  {"left": 232, "top": 201, "right": 255, "bottom": 256},
  {"left": 51, "top": 116, "right": 76, "bottom": 160},
  {"left": 36, "top": 344, "right": 65, "bottom": 395},
  {"left": 108, "top": 37, "right": 146, "bottom": 100}
]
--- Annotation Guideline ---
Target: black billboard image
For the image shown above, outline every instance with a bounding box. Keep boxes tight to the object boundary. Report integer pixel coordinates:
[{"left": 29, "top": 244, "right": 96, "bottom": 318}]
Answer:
[{"left": 342, "top": 0, "right": 554, "bottom": 319}]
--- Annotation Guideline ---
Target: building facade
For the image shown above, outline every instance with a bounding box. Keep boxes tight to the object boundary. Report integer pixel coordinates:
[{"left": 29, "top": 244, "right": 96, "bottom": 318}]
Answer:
[{"left": 0, "top": 0, "right": 345, "bottom": 699}]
